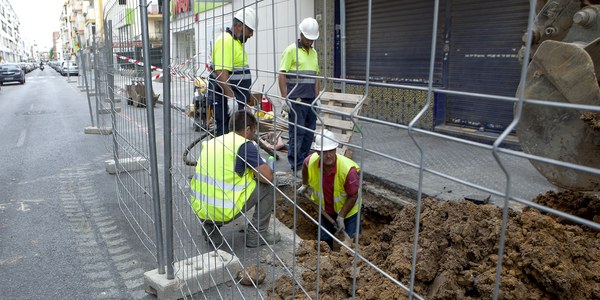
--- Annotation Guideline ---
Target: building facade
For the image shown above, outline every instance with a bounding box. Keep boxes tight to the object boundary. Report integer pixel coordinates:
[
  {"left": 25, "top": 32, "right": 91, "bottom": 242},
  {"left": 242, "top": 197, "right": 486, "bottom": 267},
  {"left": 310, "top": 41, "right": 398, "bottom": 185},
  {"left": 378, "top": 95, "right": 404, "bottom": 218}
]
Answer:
[
  {"left": 0, "top": 0, "right": 26, "bottom": 62},
  {"left": 101, "top": 0, "right": 529, "bottom": 141}
]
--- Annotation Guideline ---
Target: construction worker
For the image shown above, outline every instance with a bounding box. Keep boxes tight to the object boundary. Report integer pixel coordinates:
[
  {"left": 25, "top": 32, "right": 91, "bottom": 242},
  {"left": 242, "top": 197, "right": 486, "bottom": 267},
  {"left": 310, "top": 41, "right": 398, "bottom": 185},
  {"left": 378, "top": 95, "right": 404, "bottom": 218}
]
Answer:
[
  {"left": 190, "top": 110, "right": 281, "bottom": 248},
  {"left": 209, "top": 7, "right": 257, "bottom": 136},
  {"left": 298, "top": 129, "right": 361, "bottom": 249},
  {"left": 278, "top": 17, "right": 320, "bottom": 176}
]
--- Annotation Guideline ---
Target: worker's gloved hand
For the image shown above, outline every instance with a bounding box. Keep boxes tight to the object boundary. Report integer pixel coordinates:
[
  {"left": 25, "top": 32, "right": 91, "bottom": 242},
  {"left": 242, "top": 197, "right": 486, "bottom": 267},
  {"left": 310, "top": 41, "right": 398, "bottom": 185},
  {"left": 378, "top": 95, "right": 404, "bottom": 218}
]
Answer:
[
  {"left": 336, "top": 216, "right": 345, "bottom": 233},
  {"left": 297, "top": 184, "right": 311, "bottom": 197},
  {"left": 227, "top": 96, "right": 237, "bottom": 116},
  {"left": 278, "top": 102, "right": 288, "bottom": 120}
]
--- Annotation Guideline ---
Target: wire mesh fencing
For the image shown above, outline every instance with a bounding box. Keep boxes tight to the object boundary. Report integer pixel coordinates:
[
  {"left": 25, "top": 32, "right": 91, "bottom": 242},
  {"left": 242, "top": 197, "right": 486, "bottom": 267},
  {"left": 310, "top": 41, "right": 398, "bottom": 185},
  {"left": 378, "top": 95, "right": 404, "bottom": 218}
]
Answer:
[{"left": 84, "top": 0, "right": 600, "bottom": 299}]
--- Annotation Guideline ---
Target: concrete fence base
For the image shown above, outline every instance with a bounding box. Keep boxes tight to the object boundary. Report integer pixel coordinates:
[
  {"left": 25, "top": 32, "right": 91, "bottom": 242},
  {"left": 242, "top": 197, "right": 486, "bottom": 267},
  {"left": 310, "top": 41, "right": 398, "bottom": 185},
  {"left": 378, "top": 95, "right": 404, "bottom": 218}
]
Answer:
[
  {"left": 104, "top": 157, "right": 148, "bottom": 174},
  {"left": 84, "top": 126, "right": 112, "bottom": 135},
  {"left": 144, "top": 250, "right": 241, "bottom": 299}
]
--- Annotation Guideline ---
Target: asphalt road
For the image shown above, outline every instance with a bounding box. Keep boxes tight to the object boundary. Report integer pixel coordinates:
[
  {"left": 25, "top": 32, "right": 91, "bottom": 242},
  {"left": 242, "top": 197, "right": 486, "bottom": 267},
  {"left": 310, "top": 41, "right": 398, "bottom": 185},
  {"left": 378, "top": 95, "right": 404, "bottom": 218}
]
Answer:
[{"left": 0, "top": 68, "right": 156, "bottom": 299}]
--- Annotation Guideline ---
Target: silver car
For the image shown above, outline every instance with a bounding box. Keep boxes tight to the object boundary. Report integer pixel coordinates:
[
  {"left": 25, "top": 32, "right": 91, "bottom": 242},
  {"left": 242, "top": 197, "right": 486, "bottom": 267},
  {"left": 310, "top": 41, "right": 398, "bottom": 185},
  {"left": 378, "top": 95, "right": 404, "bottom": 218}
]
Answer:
[{"left": 61, "top": 61, "right": 79, "bottom": 76}]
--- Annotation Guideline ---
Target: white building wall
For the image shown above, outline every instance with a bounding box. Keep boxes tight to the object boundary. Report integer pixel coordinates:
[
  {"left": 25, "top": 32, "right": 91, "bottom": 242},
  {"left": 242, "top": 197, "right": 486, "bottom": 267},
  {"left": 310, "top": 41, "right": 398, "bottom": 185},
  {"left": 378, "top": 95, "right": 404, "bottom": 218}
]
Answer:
[
  {"left": 0, "top": 0, "right": 23, "bottom": 62},
  {"left": 171, "top": 13, "right": 195, "bottom": 63},
  {"left": 191, "top": 0, "right": 315, "bottom": 94}
]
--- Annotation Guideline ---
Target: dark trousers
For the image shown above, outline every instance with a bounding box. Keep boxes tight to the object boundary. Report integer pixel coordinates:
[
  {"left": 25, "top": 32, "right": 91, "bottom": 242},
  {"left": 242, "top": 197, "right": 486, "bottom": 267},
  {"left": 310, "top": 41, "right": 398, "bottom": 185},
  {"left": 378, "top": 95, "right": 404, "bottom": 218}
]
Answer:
[
  {"left": 202, "top": 182, "right": 275, "bottom": 237},
  {"left": 287, "top": 100, "right": 317, "bottom": 171},
  {"left": 319, "top": 212, "right": 361, "bottom": 249},
  {"left": 209, "top": 78, "right": 251, "bottom": 136},
  {"left": 213, "top": 99, "right": 244, "bottom": 136}
]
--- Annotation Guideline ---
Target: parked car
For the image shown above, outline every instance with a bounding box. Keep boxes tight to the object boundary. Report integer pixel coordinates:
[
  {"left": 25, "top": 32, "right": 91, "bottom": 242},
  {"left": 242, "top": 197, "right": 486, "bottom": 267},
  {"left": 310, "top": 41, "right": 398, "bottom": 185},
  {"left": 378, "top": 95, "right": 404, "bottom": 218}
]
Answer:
[
  {"left": 61, "top": 61, "right": 79, "bottom": 76},
  {"left": 0, "top": 64, "right": 26, "bottom": 85},
  {"left": 53, "top": 60, "right": 64, "bottom": 72}
]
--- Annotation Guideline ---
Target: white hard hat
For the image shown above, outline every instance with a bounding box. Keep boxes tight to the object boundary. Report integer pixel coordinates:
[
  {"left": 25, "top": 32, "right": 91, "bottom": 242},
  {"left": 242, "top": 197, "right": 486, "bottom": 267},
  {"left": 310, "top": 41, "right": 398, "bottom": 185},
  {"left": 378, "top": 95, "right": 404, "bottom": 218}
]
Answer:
[
  {"left": 234, "top": 7, "right": 257, "bottom": 31},
  {"left": 299, "top": 17, "right": 319, "bottom": 40},
  {"left": 313, "top": 129, "right": 339, "bottom": 151}
]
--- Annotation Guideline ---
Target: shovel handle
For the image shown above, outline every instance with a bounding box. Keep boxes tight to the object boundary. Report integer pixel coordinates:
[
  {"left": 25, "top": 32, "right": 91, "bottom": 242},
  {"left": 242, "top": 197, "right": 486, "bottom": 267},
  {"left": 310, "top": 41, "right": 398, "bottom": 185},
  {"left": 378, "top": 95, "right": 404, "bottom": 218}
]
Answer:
[
  {"left": 301, "top": 194, "right": 337, "bottom": 225},
  {"left": 301, "top": 194, "right": 352, "bottom": 245}
]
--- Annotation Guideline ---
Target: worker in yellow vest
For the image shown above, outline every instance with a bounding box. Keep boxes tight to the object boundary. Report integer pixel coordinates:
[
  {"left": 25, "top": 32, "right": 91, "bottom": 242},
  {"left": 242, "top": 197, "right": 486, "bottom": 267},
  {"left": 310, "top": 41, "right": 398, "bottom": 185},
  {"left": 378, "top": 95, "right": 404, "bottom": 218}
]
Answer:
[
  {"left": 190, "top": 110, "right": 280, "bottom": 248},
  {"left": 278, "top": 17, "right": 321, "bottom": 176},
  {"left": 209, "top": 7, "right": 257, "bottom": 136},
  {"left": 297, "top": 129, "right": 361, "bottom": 249}
]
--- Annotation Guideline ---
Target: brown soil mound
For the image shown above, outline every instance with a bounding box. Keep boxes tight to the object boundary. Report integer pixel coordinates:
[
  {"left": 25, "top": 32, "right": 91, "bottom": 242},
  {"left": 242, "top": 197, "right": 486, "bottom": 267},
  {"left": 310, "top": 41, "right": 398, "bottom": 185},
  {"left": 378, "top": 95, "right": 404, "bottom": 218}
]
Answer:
[
  {"left": 581, "top": 112, "right": 600, "bottom": 131},
  {"left": 272, "top": 193, "right": 600, "bottom": 300},
  {"left": 529, "top": 190, "right": 600, "bottom": 224}
]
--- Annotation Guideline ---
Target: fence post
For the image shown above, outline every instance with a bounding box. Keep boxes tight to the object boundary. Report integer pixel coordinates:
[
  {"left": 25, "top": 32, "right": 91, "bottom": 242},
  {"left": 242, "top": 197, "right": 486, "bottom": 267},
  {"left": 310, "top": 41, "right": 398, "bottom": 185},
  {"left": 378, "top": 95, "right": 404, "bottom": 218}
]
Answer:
[
  {"left": 92, "top": 32, "right": 101, "bottom": 128},
  {"left": 106, "top": 20, "right": 119, "bottom": 165},
  {"left": 139, "top": 0, "right": 165, "bottom": 274},
  {"left": 77, "top": 52, "right": 83, "bottom": 88},
  {"left": 79, "top": 36, "right": 95, "bottom": 128},
  {"left": 162, "top": 0, "right": 174, "bottom": 280}
]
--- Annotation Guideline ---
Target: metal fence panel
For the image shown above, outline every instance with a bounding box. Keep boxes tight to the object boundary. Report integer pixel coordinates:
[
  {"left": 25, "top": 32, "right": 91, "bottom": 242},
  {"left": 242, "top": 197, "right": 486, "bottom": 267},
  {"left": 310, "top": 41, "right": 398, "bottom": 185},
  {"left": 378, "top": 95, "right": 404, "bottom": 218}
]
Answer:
[{"left": 86, "top": 0, "right": 600, "bottom": 299}]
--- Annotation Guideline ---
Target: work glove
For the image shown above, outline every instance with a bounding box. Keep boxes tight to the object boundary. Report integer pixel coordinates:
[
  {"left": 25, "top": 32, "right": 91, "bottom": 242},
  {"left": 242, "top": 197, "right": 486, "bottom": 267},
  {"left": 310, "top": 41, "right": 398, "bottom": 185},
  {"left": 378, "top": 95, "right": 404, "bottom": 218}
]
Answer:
[
  {"left": 227, "top": 96, "right": 237, "bottom": 117},
  {"left": 297, "top": 184, "right": 312, "bottom": 198},
  {"left": 282, "top": 102, "right": 290, "bottom": 113},
  {"left": 280, "top": 102, "right": 290, "bottom": 120},
  {"left": 336, "top": 216, "right": 345, "bottom": 233}
]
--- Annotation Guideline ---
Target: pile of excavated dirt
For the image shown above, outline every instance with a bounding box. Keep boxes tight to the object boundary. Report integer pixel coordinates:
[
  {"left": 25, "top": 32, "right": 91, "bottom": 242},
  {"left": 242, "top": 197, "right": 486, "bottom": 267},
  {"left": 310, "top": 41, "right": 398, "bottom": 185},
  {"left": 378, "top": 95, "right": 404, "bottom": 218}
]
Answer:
[
  {"left": 581, "top": 112, "right": 600, "bottom": 131},
  {"left": 273, "top": 190, "right": 600, "bottom": 299}
]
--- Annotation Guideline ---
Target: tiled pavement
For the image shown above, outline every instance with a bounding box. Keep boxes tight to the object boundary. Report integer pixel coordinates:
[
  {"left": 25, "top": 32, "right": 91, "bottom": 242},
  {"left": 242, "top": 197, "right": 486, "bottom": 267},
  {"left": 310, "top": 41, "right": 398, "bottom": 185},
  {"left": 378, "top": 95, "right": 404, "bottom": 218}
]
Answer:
[{"left": 350, "top": 122, "right": 557, "bottom": 206}]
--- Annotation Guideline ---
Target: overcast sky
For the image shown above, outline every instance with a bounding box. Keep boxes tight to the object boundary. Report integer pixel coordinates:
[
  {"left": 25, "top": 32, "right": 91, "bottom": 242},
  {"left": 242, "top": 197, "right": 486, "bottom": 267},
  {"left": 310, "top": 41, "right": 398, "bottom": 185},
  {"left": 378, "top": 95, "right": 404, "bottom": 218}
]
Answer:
[{"left": 10, "top": 0, "right": 65, "bottom": 51}]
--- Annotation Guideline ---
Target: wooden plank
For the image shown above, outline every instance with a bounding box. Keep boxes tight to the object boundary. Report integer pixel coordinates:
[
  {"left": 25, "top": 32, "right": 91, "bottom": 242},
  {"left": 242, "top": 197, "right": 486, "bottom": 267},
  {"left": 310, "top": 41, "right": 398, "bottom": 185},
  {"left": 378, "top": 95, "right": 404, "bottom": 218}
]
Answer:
[
  {"left": 336, "top": 134, "right": 352, "bottom": 143},
  {"left": 318, "top": 104, "right": 356, "bottom": 115},
  {"left": 317, "top": 118, "right": 355, "bottom": 131},
  {"left": 338, "top": 145, "right": 350, "bottom": 156},
  {"left": 320, "top": 92, "right": 363, "bottom": 105}
]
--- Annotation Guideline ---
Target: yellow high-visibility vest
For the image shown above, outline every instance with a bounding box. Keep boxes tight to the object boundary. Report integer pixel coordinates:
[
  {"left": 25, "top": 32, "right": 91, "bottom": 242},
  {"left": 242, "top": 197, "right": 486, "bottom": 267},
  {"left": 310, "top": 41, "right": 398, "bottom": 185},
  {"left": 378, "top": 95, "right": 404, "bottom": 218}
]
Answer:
[
  {"left": 212, "top": 31, "right": 249, "bottom": 72},
  {"left": 307, "top": 153, "right": 361, "bottom": 218},
  {"left": 279, "top": 42, "right": 320, "bottom": 99},
  {"left": 190, "top": 132, "right": 256, "bottom": 222}
]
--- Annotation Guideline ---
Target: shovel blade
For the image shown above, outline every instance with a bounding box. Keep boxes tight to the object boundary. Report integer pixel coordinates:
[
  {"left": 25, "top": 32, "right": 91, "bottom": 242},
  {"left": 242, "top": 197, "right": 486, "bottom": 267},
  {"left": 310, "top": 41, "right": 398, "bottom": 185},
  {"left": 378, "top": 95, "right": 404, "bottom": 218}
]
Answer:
[{"left": 334, "top": 230, "right": 353, "bottom": 248}]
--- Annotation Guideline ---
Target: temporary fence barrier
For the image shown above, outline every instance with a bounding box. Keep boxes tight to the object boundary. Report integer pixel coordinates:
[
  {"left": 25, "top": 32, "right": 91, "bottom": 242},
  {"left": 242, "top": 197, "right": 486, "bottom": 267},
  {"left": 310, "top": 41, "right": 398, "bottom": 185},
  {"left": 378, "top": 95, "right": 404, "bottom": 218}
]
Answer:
[{"left": 85, "top": 0, "right": 600, "bottom": 299}]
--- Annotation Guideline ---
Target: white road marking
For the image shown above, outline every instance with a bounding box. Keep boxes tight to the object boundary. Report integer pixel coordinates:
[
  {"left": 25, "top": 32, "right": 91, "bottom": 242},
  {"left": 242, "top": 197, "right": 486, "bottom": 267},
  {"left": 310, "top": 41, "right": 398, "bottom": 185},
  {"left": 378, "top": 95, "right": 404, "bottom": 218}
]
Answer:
[
  {"left": 16, "top": 199, "right": 45, "bottom": 203},
  {"left": 17, "top": 202, "right": 29, "bottom": 212},
  {"left": 0, "top": 255, "right": 26, "bottom": 265},
  {"left": 7, "top": 199, "right": 45, "bottom": 212},
  {"left": 16, "top": 129, "right": 26, "bottom": 147}
]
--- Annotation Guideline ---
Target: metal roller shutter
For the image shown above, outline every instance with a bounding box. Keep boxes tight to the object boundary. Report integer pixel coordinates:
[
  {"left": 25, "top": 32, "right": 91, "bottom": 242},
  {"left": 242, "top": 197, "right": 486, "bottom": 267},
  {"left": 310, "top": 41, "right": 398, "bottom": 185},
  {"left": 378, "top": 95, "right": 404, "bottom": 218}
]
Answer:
[
  {"left": 445, "top": 0, "right": 530, "bottom": 132},
  {"left": 345, "top": 0, "right": 445, "bottom": 85}
]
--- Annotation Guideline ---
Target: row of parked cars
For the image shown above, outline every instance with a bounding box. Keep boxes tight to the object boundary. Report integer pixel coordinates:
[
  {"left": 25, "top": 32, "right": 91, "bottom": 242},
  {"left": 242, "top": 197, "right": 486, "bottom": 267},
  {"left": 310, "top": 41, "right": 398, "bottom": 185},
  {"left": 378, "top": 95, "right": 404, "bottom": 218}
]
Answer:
[
  {"left": 47, "top": 61, "right": 79, "bottom": 76},
  {"left": 20, "top": 62, "right": 39, "bottom": 73},
  {"left": 0, "top": 63, "right": 30, "bottom": 85}
]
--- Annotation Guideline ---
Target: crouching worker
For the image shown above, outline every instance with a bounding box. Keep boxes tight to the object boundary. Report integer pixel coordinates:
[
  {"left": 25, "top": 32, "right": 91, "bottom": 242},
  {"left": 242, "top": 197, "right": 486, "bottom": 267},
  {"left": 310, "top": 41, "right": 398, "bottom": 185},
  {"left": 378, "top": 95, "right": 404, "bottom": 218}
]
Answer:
[
  {"left": 190, "top": 110, "right": 281, "bottom": 248},
  {"left": 297, "top": 129, "right": 361, "bottom": 249}
]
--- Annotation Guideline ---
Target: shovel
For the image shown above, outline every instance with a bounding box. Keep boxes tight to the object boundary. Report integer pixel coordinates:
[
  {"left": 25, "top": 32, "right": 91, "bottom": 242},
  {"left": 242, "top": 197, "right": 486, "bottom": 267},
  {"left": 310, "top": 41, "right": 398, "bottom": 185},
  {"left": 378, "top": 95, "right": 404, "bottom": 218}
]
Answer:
[{"left": 300, "top": 193, "right": 353, "bottom": 248}]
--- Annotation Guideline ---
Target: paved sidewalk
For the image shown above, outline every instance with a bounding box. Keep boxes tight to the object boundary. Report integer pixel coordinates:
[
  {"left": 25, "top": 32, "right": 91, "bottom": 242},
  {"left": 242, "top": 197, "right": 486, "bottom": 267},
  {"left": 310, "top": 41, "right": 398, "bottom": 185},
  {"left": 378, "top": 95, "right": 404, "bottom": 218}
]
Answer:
[{"left": 350, "top": 122, "right": 557, "bottom": 206}]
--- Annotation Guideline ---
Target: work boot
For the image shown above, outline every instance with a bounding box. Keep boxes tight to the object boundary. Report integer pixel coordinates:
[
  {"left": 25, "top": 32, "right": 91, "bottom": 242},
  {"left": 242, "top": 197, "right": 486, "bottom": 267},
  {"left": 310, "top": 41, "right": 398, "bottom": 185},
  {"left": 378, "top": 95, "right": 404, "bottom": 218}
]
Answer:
[
  {"left": 202, "top": 223, "right": 223, "bottom": 247},
  {"left": 246, "top": 230, "right": 281, "bottom": 248}
]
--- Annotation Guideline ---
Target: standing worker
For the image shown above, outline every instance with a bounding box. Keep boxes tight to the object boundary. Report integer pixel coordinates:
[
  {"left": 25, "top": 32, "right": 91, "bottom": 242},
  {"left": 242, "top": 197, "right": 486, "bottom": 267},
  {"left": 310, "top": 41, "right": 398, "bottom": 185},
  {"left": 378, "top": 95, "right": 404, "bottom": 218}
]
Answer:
[
  {"left": 297, "top": 129, "right": 361, "bottom": 249},
  {"left": 210, "top": 7, "right": 257, "bottom": 136},
  {"left": 278, "top": 17, "right": 320, "bottom": 176},
  {"left": 190, "top": 110, "right": 281, "bottom": 248}
]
